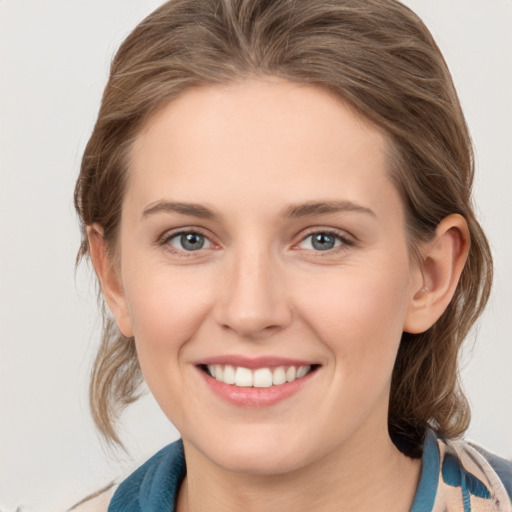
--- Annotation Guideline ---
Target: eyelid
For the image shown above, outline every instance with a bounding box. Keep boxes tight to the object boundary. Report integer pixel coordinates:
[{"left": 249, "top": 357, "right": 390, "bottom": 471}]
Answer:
[
  {"left": 293, "top": 228, "right": 355, "bottom": 252},
  {"left": 158, "top": 227, "right": 218, "bottom": 256},
  {"left": 156, "top": 226, "right": 355, "bottom": 257}
]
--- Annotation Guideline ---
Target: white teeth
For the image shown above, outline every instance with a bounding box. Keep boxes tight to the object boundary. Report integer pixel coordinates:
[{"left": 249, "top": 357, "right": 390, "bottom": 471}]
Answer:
[
  {"left": 223, "top": 365, "right": 236, "bottom": 384},
  {"left": 214, "top": 364, "right": 223, "bottom": 382},
  {"left": 253, "top": 368, "right": 273, "bottom": 388},
  {"left": 272, "top": 366, "right": 287, "bottom": 385},
  {"left": 297, "top": 365, "right": 311, "bottom": 379},
  {"left": 206, "top": 364, "right": 314, "bottom": 387},
  {"left": 285, "top": 366, "right": 296, "bottom": 382},
  {"left": 235, "top": 367, "right": 253, "bottom": 387}
]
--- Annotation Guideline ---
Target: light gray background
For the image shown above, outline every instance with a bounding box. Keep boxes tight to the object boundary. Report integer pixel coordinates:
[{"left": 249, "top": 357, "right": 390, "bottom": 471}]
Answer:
[{"left": 1, "top": 1, "right": 511, "bottom": 511}]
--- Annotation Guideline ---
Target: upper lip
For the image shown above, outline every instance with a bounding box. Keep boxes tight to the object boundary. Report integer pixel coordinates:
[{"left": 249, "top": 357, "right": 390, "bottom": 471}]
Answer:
[{"left": 195, "top": 355, "right": 319, "bottom": 369}]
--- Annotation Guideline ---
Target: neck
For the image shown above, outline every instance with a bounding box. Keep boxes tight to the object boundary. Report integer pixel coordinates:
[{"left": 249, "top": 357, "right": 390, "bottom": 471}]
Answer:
[{"left": 177, "top": 425, "right": 421, "bottom": 512}]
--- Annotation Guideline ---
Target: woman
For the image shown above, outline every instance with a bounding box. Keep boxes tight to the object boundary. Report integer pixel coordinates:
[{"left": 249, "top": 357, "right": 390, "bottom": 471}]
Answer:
[{"left": 70, "top": 0, "right": 511, "bottom": 510}]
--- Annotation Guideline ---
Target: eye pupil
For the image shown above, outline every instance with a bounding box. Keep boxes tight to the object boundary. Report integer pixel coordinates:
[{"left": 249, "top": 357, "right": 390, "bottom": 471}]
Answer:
[
  {"left": 181, "top": 233, "right": 204, "bottom": 251},
  {"left": 312, "top": 233, "right": 336, "bottom": 251}
]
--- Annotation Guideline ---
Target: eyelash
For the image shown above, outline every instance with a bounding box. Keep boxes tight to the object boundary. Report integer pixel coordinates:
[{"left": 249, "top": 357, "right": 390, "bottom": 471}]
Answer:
[
  {"left": 158, "top": 228, "right": 354, "bottom": 258},
  {"left": 159, "top": 229, "right": 214, "bottom": 258},
  {"left": 296, "top": 229, "right": 354, "bottom": 256}
]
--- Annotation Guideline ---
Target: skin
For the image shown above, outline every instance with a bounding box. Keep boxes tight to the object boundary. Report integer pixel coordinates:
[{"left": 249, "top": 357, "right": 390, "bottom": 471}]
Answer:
[{"left": 89, "top": 77, "right": 469, "bottom": 512}]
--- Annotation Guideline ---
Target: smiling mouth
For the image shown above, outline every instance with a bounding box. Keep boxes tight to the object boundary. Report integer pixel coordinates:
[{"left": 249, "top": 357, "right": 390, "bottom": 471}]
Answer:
[{"left": 199, "top": 364, "right": 319, "bottom": 388}]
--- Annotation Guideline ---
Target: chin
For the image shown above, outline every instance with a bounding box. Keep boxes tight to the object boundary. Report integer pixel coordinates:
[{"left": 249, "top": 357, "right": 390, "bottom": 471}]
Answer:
[
  {"left": 214, "top": 445, "right": 307, "bottom": 476},
  {"left": 190, "top": 425, "right": 322, "bottom": 476}
]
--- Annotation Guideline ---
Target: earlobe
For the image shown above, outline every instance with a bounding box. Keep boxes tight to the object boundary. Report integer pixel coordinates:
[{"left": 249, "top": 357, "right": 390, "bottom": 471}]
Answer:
[
  {"left": 404, "top": 214, "right": 470, "bottom": 334},
  {"left": 87, "top": 225, "right": 134, "bottom": 338}
]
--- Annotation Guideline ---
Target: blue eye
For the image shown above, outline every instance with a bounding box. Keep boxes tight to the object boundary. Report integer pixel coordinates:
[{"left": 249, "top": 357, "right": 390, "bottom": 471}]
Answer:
[
  {"left": 168, "top": 232, "right": 211, "bottom": 251},
  {"left": 300, "top": 232, "right": 344, "bottom": 251}
]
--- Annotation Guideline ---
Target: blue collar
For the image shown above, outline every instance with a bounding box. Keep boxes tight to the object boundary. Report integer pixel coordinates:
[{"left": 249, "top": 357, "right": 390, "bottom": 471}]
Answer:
[
  {"left": 108, "top": 439, "right": 186, "bottom": 512},
  {"left": 410, "top": 429, "right": 439, "bottom": 511}
]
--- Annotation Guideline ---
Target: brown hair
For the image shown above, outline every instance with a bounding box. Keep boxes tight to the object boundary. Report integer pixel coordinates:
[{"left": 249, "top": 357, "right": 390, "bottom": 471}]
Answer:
[{"left": 75, "top": 0, "right": 492, "bottom": 452}]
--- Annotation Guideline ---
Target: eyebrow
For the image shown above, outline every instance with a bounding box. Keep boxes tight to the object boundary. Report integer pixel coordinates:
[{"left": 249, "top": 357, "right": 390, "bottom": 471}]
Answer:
[
  {"left": 283, "top": 200, "right": 376, "bottom": 218},
  {"left": 141, "top": 199, "right": 375, "bottom": 220},
  {"left": 142, "top": 201, "right": 216, "bottom": 219}
]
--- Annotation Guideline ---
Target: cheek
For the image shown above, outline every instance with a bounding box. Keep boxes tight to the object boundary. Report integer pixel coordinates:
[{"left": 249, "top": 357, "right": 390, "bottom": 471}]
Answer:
[
  {"left": 295, "top": 259, "right": 411, "bottom": 368},
  {"left": 123, "top": 267, "right": 217, "bottom": 422},
  {"left": 122, "top": 264, "right": 215, "bottom": 365}
]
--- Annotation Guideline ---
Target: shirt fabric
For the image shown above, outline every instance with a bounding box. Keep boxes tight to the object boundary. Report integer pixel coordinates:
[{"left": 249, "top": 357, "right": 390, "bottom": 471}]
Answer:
[{"left": 73, "top": 430, "right": 512, "bottom": 511}]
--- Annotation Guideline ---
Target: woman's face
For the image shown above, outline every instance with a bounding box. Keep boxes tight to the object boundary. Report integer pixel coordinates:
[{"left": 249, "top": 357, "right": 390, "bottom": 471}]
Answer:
[{"left": 112, "top": 78, "right": 422, "bottom": 474}]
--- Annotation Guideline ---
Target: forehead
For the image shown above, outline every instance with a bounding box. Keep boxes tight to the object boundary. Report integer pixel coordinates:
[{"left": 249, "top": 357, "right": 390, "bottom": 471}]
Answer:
[{"left": 126, "top": 78, "right": 400, "bottom": 222}]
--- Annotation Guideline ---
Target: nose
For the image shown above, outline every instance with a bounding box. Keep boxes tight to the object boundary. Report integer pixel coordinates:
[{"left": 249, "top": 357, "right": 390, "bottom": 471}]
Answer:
[{"left": 214, "top": 248, "right": 293, "bottom": 339}]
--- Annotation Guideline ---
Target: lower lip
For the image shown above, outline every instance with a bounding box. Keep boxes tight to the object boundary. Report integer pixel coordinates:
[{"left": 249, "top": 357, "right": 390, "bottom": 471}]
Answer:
[{"left": 197, "top": 367, "right": 317, "bottom": 407}]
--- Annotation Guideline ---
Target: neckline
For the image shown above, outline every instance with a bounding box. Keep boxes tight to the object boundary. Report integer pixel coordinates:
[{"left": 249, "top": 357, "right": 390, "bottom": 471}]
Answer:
[{"left": 109, "top": 430, "right": 440, "bottom": 511}]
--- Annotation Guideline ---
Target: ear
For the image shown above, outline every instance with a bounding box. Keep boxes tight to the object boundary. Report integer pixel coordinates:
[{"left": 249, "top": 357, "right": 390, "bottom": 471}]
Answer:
[
  {"left": 404, "top": 214, "right": 470, "bottom": 334},
  {"left": 87, "top": 224, "right": 134, "bottom": 338}
]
